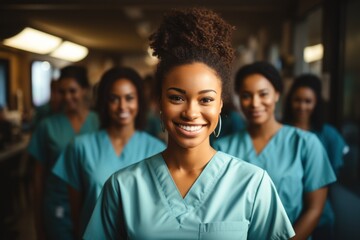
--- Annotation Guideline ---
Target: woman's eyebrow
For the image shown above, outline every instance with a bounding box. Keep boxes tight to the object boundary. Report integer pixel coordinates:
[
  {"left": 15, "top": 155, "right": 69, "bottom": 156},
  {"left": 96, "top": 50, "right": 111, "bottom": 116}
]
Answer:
[
  {"left": 199, "top": 89, "right": 217, "bottom": 94},
  {"left": 167, "top": 87, "right": 186, "bottom": 94}
]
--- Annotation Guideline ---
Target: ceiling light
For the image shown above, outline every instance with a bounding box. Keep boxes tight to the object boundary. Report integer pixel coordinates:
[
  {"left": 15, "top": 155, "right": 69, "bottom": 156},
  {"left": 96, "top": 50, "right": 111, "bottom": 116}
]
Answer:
[
  {"left": 50, "top": 41, "right": 88, "bottom": 62},
  {"left": 3, "top": 27, "right": 62, "bottom": 54},
  {"left": 304, "top": 44, "right": 323, "bottom": 63}
]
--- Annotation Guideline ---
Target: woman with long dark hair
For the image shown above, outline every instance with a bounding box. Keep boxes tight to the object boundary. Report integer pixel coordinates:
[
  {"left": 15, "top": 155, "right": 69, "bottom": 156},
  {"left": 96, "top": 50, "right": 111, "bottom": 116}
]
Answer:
[
  {"left": 283, "top": 73, "right": 349, "bottom": 240},
  {"left": 52, "top": 66, "right": 165, "bottom": 238}
]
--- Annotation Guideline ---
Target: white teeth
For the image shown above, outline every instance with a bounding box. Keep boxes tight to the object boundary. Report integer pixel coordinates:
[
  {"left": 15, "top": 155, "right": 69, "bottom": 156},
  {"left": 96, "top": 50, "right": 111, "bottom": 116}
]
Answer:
[
  {"left": 178, "top": 124, "right": 202, "bottom": 132},
  {"left": 119, "top": 113, "right": 130, "bottom": 118}
]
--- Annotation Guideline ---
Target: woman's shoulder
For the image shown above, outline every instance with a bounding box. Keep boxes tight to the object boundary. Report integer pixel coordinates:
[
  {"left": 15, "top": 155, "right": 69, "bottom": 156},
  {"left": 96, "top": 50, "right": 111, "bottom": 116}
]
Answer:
[
  {"left": 216, "top": 151, "right": 266, "bottom": 176},
  {"left": 136, "top": 131, "right": 165, "bottom": 143},
  {"left": 111, "top": 153, "right": 160, "bottom": 181},
  {"left": 72, "top": 130, "right": 104, "bottom": 146},
  {"left": 281, "top": 124, "right": 319, "bottom": 141}
]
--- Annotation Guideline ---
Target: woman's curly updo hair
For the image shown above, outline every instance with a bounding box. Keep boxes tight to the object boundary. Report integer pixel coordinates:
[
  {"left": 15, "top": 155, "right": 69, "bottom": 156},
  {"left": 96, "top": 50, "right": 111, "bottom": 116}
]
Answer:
[{"left": 149, "top": 8, "right": 235, "bottom": 99}]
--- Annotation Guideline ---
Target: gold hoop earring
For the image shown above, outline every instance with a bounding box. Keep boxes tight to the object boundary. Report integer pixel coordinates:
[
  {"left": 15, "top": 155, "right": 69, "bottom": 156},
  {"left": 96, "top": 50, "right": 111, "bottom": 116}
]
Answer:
[{"left": 213, "top": 115, "right": 222, "bottom": 138}]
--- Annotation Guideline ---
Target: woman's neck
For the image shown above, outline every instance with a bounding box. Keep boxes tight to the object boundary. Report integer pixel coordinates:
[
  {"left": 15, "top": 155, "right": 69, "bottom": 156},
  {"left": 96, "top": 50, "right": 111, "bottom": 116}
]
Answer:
[
  {"left": 247, "top": 116, "right": 282, "bottom": 139},
  {"left": 163, "top": 139, "right": 216, "bottom": 172},
  {"left": 65, "top": 107, "right": 88, "bottom": 120},
  {"left": 106, "top": 124, "right": 135, "bottom": 142},
  {"left": 292, "top": 119, "right": 311, "bottom": 131}
]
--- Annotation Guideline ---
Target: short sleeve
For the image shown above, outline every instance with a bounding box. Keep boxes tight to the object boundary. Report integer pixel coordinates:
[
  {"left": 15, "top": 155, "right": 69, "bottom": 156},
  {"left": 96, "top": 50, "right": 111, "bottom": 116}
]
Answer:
[
  {"left": 83, "top": 174, "right": 126, "bottom": 240},
  {"left": 52, "top": 139, "right": 82, "bottom": 191},
  {"left": 27, "top": 119, "right": 48, "bottom": 164},
  {"left": 321, "top": 125, "right": 348, "bottom": 173},
  {"left": 302, "top": 134, "right": 337, "bottom": 192},
  {"left": 248, "top": 171, "right": 295, "bottom": 240}
]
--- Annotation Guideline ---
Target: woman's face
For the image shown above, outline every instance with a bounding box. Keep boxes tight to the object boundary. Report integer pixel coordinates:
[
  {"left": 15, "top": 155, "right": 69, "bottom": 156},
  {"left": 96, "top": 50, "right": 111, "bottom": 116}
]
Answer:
[
  {"left": 59, "top": 78, "right": 87, "bottom": 113},
  {"left": 108, "top": 78, "right": 138, "bottom": 128},
  {"left": 238, "top": 74, "right": 279, "bottom": 126},
  {"left": 160, "top": 63, "right": 223, "bottom": 149},
  {"left": 290, "top": 86, "right": 316, "bottom": 123}
]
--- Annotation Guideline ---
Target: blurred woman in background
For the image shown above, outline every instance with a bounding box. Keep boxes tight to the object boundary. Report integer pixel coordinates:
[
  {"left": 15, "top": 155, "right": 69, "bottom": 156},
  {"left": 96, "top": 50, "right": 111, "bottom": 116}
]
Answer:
[
  {"left": 214, "top": 61, "right": 336, "bottom": 239},
  {"left": 27, "top": 65, "right": 99, "bottom": 240},
  {"left": 52, "top": 66, "right": 165, "bottom": 238},
  {"left": 283, "top": 73, "right": 349, "bottom": 240}
]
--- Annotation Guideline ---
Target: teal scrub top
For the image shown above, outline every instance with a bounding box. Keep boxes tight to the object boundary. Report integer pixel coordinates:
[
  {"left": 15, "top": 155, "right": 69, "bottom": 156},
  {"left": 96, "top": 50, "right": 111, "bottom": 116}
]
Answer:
[
  {"left": 312, "top": 124, "right": 349, "bottom": 227},
  {"left": 52, "top": 130, "right": 166, "bottom": 235},
  {"left": 313, "top": 124, "right": 348, "bottom": 174},
  {"left": 83, "top": 152, "right": 295, "bottom": 240},
  {"left": 27, "top": 111, "right": 99, "bottom": 239},
  {"left": 213, "top": 125, "right": 337, "bottom": 224}
]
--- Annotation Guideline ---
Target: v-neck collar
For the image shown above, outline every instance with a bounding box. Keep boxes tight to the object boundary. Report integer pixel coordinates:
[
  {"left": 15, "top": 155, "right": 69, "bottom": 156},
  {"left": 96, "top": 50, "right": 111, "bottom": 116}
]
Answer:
[
  {"left": 62, "top": 112, "right": 91, "bottom": 134},
  {"left": 103, "top": 130, "right": 138, "bottom": 158},
  {"left": 149, "top": 152, "right": 227, "bottom": 222},
  {"left": 245, "top": 126, "right": 284, "bottom": 159}
]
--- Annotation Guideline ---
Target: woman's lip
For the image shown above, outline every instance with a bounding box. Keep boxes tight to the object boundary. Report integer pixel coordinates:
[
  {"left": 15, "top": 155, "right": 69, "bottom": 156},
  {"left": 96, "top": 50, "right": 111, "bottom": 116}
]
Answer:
[
  {"left": 174, "top": 123, "right": 206, "bottom": 136},
  {"left": 248, "top": 111, "right": 263, "bottom": 117}
]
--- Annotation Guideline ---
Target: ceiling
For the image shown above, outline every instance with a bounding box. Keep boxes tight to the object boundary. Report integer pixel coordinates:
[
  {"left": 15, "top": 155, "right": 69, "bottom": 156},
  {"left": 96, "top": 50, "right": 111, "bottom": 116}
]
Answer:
[{"left": 0, "top": 0, "right": 296, "bottom": 56}]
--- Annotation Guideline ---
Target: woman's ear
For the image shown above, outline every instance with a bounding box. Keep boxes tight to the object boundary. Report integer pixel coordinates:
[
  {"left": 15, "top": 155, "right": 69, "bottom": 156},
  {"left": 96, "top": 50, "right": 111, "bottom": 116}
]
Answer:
[{"left": 220, "top": 100, "right": 223, "bottom": 114}]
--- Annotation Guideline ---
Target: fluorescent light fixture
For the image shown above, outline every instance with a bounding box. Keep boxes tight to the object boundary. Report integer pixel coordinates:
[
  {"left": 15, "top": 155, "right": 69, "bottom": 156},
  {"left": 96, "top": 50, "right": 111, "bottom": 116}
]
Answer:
[
  {"left": 50, "top": 41, "right": 88, "bottom": 62},
  {"left": 304, "top": 44, "right": 323, "bottom": 63},
  {"left": 3, "top": 27, "right": 62, "bottom": 54}
]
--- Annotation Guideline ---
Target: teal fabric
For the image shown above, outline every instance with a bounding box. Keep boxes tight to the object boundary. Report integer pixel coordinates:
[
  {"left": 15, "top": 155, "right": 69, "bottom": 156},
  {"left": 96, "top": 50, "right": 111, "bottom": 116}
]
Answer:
[
  {"left": 213, "top": 125, "right": 337, "bottom": 224},
  {"left": 210, "top": 110, "right": 246, "bottom": 145},
  {"left": 312, "top": 124, "right": 349, "bottom": 227},
  {"left": 27, "top": 112, "right": 99, "bottom": 240},
  {"left": 83, "top": 152, "right": 295, "bottom": 240},
  {"left": 52, "top": 130, "right": 166, "bottom": 235}
]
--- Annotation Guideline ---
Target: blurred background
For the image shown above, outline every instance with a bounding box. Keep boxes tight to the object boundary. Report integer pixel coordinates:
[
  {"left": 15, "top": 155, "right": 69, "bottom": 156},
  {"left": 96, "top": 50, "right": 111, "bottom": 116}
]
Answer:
[{"left": 0, "top": 0, "right": 359, "bottom": 239}]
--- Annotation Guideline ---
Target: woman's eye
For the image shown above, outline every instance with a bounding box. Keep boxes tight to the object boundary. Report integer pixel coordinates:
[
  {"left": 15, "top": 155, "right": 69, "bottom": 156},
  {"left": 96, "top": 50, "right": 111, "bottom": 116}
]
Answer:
[
  {"left": 260, "top": 92, "right": 268, "bottom": 97},
  {"left": 109, "top": 96, "right": 119, "bottom": 103},
  {"left": 169, "top": 95, "right": 184, "bottom": 102},
  {"left": 126, "top": 95, "right": 135, "bottom": 102},
  {"left": 201, "top": 97, "right": 214, "bottom": 104}
]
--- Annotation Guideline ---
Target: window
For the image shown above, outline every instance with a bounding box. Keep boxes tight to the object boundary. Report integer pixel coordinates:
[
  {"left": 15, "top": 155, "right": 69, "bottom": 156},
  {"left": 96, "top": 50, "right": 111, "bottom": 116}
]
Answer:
[
  {"left": 0, "top": 59, "right": 9, "bottom": 108},
  {"left": 31, "top": 61, "right": 54, "bottom": 107}
]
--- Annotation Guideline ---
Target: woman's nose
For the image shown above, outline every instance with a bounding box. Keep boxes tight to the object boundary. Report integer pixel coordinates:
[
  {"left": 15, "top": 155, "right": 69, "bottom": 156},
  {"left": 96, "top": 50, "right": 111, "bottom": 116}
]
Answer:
[{"left": 181, "top": 101, "right": 200, "bottom": 120}]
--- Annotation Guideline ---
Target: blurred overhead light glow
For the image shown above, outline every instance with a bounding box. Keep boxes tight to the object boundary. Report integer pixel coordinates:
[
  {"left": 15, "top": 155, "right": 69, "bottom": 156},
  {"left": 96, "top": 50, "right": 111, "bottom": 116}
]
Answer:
[
  {"left": 3, "top": 27, "right": 62, "bottom": 54},
  {"left": 50, "top": 41, "right": 88, "bottom": 62},
  {"left": 304, "top": 44, "right": 323, "bottom": 63}
]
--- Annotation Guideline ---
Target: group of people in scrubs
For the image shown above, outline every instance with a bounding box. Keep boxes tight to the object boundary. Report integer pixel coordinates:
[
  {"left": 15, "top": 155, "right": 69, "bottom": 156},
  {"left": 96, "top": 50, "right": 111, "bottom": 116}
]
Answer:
[{"left": 26, "top": 6, "right": 348, "bottom": 240}]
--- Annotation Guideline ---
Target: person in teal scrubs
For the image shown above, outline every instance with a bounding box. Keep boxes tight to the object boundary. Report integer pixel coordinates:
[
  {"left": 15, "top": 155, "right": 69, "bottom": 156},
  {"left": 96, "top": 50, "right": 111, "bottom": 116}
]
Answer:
[
  {"left": 30, "top": 79, "right": 62, "bottom": 130},
  {"left": 27, "top": 65, "right": 99, "bottom": 240},
  {"left": 83, "top": 8, "right": 295, "bottom": 240},
  {"left": 282, "top": 73, "right": 349, "bottom": 240},
  {"left": 52, "top": 67, "right": 166, "bottom": 238},
  {"left": 213, "top": 62, "right": 337, "bottom": 240}
]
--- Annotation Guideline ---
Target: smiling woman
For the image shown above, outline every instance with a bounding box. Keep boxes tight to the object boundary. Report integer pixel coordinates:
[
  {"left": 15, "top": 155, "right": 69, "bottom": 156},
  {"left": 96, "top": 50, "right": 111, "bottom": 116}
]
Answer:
[
  {"left": 214, "top": 61, "right": 337, "bottom": 240},
  {"left": 83, "top": 8, "right": 295, "bottom": 240}
]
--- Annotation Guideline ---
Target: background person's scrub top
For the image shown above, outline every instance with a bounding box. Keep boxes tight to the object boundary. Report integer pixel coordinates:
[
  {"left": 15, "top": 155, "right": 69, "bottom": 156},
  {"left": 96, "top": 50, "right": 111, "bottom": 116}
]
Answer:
[
  {"left": 83, "top": 152, "right": 295, "bottom": 240},
  {"left": 52, "top": 130, "right": 166, "bottom": 234},
  {"left": 213, "top": 125, "right": 337, "bottom": 224},
  {"left": 312, "top": 124, "right": 349, "bottom": 228},
  {"left": 27, "top": 112, "right": 99, "bottom": 239}
]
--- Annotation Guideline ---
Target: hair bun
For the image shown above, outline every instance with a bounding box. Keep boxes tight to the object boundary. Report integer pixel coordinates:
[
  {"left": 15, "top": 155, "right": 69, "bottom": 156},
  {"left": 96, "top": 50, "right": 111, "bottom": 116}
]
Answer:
[{"left": 149, "top": 8, "right": 235, "bottom": 67}]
